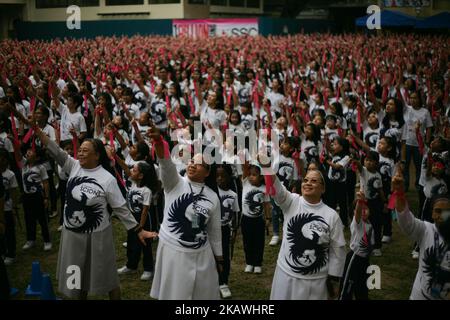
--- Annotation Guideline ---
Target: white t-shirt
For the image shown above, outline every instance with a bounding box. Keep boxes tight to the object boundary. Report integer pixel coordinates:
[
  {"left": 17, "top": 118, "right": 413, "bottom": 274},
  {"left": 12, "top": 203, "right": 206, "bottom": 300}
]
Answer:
[
  {"left": 242, "top": 178, "right": 269, "bottom": 218},
  {"left": 274, "top": 155, "right": 298, "bottom": 188},
  {"left": 397, "top": 208, "right": 450, "bottom": 300},
  {"left": 300, "top": 139, "right": 320, "bottom": 167},
  {"left": 363, "top": 125, "right": 380, "bottom": 151},
  {"left": 359, "top": 167, "right": 383, "bottom": 200},
  {"left": 58, "top": 104, "right": 87, "bottom": 141},
  {"left": 266, "top": 91, "right": 285, "bottom": 115},
  {"left": 235, "top": 82, "right": 252, "bottom": 105},
  {"left": 126, "top": 182, "right": 152, "bottom": 218},
  {"left": 201, "top": 106, "right": 227, "bottom": 130},
  {"left": 273, "top": 188, "right": 346, "bottom": 280},
  {"left": 218, "top": 187, "right": 240, "bottom": 227},
  {"left": 22, "top": 163, "right": 48, "bottom": 194},
  {"left": 2, "top": 169, "right": 18, "bottom": 211},
  {"left": 149, "top": 95, "right": 168, "bottom": 130},
  {"left": 350, "top": 216, "right": 375, "bottom": 258},
  {"left": 327, "top": 154, "right": 350, "bottom": 183},
  {"left": 157, "top": 158, "right": 222, "bottom": 255},
  {"left": 0, "top": 132, "right": 14, "bottom": 153},
  {"left": 402, "top": 106, "right": 433, "bottom": 147},
  {"left": 113, "top": 103, "right": 140, "bottom": 119},
  {"left": 379, "top": 154, "right": 395, "bottom": 186},
  {"left": 240, "top": 113, "right": 255, "bottom": 132},
  {"left": 61, "top": 159, "right": 129, "bottom": 233},
  {"left": 423, "top": 176, "right": 448, "bottom": 199}
]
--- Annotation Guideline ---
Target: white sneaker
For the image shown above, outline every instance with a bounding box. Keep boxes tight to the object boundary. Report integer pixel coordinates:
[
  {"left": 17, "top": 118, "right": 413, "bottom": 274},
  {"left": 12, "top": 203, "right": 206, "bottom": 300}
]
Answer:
[
  {"left": 269, "top": 235, "right": 280, "bottom": 246},
  {"left": 4, "top": 257, "right": 15, "bottom": 266},
  {"left": 244, "top": 265, "right": 254, "bottom": 273},
  {"left": 412, "top": 250, "right": 419, "bottom": 259},
  {"left": 382, "top": 236, "right": 392, "bottom": 244},
  {"left": 372, "top": 249, "right": 382, "bottom": 257},
  {"left": 57, "top": 225, "right": 63, "bottom": 232},
  {"left": 22, "top": 241, "right": 35, "bottom": 250},
  {"left": 219, "top": 285, "right": 232, "bottom": 299},
  {"left": 254, "top": 266, "right": 262, "bottom": 274},
  {"left": 122, "top": 242, "right": 127, "bottom": 248},
  {"left": 43, "top": 242, "right": 52, "bottom": 251},
  {"left": 140, "top": 271, "right": 153, "bottom": 281},
  {"left": 117, "top": 266, "right": 136, "bottom": 274}
]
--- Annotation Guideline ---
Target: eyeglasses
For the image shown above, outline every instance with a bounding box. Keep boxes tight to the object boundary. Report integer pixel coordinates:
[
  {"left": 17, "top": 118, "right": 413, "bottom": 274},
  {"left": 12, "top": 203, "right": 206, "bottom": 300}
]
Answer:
[
  {"left": 188, "top": 160, "right": 210, "bottom": 170},
  {"left": 302, "top": 177, "right": 323, "bottom": 185}
]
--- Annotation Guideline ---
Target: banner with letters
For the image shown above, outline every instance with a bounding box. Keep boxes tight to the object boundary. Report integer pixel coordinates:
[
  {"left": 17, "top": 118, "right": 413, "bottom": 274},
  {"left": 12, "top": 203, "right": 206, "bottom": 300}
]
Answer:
[{"left": 172, "top": 18, "right": 258, "bottom": 38}]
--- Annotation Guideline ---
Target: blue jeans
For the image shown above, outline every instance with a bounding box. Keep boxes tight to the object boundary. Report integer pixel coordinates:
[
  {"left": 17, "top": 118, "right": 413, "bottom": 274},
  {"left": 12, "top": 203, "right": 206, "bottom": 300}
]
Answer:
[{"left": 404, "top": 145, "right": 422, "bottom": 192}]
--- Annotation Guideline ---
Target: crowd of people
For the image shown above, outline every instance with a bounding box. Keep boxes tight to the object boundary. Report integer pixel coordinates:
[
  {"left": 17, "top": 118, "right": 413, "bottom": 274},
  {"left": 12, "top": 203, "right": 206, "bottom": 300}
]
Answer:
[{"left": 0, "top": 32, "right": 449, "bottom": 300}]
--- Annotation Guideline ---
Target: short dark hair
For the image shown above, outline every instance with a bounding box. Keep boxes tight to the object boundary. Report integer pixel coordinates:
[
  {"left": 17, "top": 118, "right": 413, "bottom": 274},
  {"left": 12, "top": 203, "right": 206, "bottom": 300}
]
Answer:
[{"left": 366, "top": 150, "right": 380, "bottom": 163}]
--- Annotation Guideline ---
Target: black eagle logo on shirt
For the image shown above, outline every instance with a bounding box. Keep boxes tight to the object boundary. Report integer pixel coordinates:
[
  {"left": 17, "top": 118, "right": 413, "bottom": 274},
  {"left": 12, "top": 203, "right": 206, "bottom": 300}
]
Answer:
[
  {"left": 277, "top": 161, "right": 294, "bottom": 186},
  {"left": 365, "top": 132, "right": 379, "bottom": 149},
  {"left": 150, "top": 100, "right": 167, "bottom": 125},
  {"left": 64, "top": 176, "right": 104, "bottom": 233},
  {"left": 244, "top": 189, "right": 264, "bottom": 217},
  {"left": 220, "top": 194, "right": 235, "bottom": 224},
  {"left": 379, "top": 161, "right": 392, "bottom": 182},
  {"left": 238, "top": 87, "right": 250, "bottom": 105},
  {"left": 367, "top": 176, "right": 381, "bottom": 199},
  {"left": 242, "top": 117, "right": 252, "bottom": 131},
  {"left": 430, "top": 183, "right": 448, "bottom": 198},
  {"left": 304, "top": 146, "right": 318, "bottom": 164},
  {"left": 167, "top": 193, "right": 212, "bottom": 249},
  {"left": 422, "top": 240, "right": 450, "bottom": 299},
  {"left": 285, "top": 213, "right": 329, "bottom": 275},
  {"left": 330, "top": 164, "right": 342, "bottom": 181},
  {"left": 127, "top": 189, "right": 143, "bottom": 215},
  {"left": 23, "top": 171, "right": 42, "bottom": 193}
]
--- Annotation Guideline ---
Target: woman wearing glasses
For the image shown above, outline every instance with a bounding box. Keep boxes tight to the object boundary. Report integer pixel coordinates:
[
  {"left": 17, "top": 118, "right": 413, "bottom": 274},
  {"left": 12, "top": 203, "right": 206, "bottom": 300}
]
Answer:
[
  {"left": 145, "top": 126, "right": 223, "bottom": 300},
  {"left": 262, "top": 162, "right": 346, "bottom": 300}
]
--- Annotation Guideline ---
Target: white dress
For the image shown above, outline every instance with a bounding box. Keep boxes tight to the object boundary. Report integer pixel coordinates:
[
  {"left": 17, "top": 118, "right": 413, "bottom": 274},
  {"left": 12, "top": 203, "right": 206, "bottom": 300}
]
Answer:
[
  {"left": 150, "top": 158, "right": 222, "bottom": 300},
  {"left": 268, "top": 175, "right": 346, "bottom": 300}
]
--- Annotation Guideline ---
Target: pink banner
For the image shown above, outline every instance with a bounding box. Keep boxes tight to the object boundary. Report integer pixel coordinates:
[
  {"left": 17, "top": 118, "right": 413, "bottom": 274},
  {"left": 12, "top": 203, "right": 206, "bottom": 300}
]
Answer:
[{"left": 173, "top": 18, "right": 258, "bottom": 38}]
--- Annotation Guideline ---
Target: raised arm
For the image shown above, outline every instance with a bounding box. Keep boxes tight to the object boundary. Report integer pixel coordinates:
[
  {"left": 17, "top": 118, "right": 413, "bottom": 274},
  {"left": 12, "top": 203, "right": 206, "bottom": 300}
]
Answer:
[
  {"left": 392, "top": 170, "right": 426, "bottom": 242},
  {"left": 146, "top": 126, "right": 180, "bottom": 193}
]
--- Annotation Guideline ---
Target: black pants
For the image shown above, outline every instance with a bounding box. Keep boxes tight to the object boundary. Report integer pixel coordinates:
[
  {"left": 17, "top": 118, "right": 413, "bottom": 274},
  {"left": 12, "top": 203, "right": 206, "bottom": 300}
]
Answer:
[
  {"left": 241, "top": 215, "right": 265, "bottom": 267},
  {"left": 4, "top": 211, "right": 16, "bottom": 258},
  {"left": 339, "top": 251, "right": 369, "bottom": 300},
  {"left": 219, "top": 225, "right": 231, "bottom": 285},
  {"left": 404, "top": 145, "right": 422, "bottom": 192},
  {"left": 58, "top": 179, "right": 67, "bottom": 226},
  {"left": 368, "top": 198, "right": 383, "bottom": 250},
  {"left": 382, "top": 184, "right": 392, "bottom": 237},
  {"left": 0, "top": 258, "right": 10, "bottom": 300},
  {"left": 46, "top": 169, "right": 57, "bottom": 213},
  {"left": 328, "top": 181, "right": 349, "bottom": 227},
  {"left": 23, "top": 193, "right": 50, "bottom": 243},
  {"left": 346, "top": 170, "right": 357, "bottom": 219},
  {"left": 126, "top": 215, "right": 153, "bottom": 272}
]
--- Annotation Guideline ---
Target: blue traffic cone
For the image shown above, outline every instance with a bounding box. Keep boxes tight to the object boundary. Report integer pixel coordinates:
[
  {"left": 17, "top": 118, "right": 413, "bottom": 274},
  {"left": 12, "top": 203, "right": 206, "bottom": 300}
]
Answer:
[
  {"left": 25, "top": 261, "right": 42, "bottom": 296},
  {"left": 40, "top": 273, "right": 57, "bottom": 300}
]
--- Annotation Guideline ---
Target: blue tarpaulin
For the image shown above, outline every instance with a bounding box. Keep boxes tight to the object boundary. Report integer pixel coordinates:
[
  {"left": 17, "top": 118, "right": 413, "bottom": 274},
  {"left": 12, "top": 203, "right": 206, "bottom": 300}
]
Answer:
[
  {"left": 355, "top": 9, "right": 417, "bottom": 27},
  {"left": 415, "top": 12, "right": 450, "bottom": 29}
]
